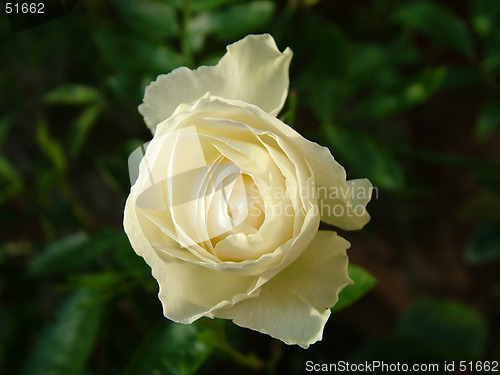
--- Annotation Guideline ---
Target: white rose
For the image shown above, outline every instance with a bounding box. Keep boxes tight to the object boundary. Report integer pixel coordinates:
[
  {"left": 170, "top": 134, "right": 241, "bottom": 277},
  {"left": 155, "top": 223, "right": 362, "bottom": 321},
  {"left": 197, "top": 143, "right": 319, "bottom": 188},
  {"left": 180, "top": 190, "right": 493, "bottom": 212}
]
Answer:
[{"left": 124, "top": 34, "right": 372, "bottom": 348}]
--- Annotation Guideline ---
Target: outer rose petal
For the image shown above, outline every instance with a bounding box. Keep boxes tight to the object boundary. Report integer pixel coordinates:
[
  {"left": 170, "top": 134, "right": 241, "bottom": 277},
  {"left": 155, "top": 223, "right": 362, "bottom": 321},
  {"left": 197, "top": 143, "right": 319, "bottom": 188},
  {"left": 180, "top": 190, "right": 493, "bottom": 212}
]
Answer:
[
  {"left": 280, "top": 138, "right": 372, "bottom": 230},
  {"left": 124, "top": 194, "right": 260, "bottom": 323},
  {"left": 213, "top": 230, "right": 352, "bottom": 348},
  {"left": 139, "top": 34, "right": 293, "bottom": 133},
  {"left": 319, "top": 177, "right": 372, "bottom": 231},
  {"left": 156, "top": 95, "right": 372, "bottom": 231}
]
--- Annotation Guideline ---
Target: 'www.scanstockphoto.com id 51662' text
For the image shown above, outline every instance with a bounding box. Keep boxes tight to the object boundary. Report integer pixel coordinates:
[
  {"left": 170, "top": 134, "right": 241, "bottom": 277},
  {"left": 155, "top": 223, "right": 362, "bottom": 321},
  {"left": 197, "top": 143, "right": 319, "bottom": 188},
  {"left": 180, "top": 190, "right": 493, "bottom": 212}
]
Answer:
[{"left": 305, "top": 360, "right": 499, "bottom": 372}]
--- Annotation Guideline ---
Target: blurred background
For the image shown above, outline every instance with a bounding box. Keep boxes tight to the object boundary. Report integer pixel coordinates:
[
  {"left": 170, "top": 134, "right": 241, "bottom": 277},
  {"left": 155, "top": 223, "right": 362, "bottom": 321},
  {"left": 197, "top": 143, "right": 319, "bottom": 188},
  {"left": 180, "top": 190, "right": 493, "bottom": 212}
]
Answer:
[{"left": 1, "top": 0, "right": 500, "bottom": 374}]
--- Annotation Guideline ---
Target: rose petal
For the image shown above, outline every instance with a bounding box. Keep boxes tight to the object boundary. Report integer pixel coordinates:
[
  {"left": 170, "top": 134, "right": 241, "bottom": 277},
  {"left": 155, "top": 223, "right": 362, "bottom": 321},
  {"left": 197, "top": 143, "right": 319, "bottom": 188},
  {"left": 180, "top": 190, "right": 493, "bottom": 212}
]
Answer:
[
  {"left": 139, "top": 34, "right": 293, "bottom": 132},
  {"left": 316, "top": 177, "right": 372, "bottom": 231},
  {"left": 130, "top": 95, "right": 366, "bottom": 274},
  {"left": 124, "top": 196, "right": 261, "bottom": 323},
  {"left": 214, "top": 230, "right": 352, "bottom": 348},
  {"left": 155, "top": 254, "right": 260, "bottom": 323},
  {"left": 162, "top": 95, "right": 371, "bottom": 231}
]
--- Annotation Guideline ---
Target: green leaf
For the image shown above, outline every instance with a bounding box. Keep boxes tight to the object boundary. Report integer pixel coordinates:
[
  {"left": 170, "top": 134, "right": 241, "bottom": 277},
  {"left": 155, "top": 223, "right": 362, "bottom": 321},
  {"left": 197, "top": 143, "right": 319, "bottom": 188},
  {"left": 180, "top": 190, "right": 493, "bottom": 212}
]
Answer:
[
  {"left": 187, "top": 1, "right": 275, "bottom": 53},
  {"left": 44, "top": 84, "right": 101, "bottom": 106},
  {"left": 394, "top": 1, "right": 474, "bottom": 56},
  {"left": 482, "top": 31, "right": 500, "bottom": 73},
  {"left": 302, "top": 16, "right": 349, "bottom": 79},
  {"left": 464, "top": 222, "right": 500, "bottom": 264},
  {"left": 29, "top": 232, "right": 87, "bottom": 276},
  {"left": 332, "top": 264, "right": 376, "bottom": 312},
  {"left": 0, "top": 157, "right": 23, "bottom": 205},
  {"left": 36, "top": 119, "right": 67, "bottom": 175},
  {"left": 476, "top": 99, "right": 500, "bottom": 140},
  {"left": 397, "top": 297, "right": 487, "bottom": 359},
  {"left": 28, "top": 229, "right": 124, "bottom": 277},
  {"left": 67, "top": 273, "right": 126, "bottom": 290},
  {"left": 23, "top": 290, "right": 103, "bottom": 375},
  {"left": 472, "top": 0, "right": 500, "bottom": 37},
  {"left": 211, "top": 1, "right": 275, "bottom": 39},
  {"left": 353, "top": 67, "right": 446, "bottom": 120},
  {"left": 97, "top": 155, "right": 131, "bottom": 194},
  {"left": 294, "top": 15, "right": 350, "bottom": 122},
  {"left": 442, "top": 65, "right": 483, "bottom": 89},
  {"left": 68, "top": 104, "right": 103, "bottom": 156},
  {"left": 191, "top": 0, "right": 245, "bottom": 13},
  {"left": 105, "top": 72, "right": 146, "bottom": 107},
  {"left": 473, "top": 0, "right": 500, "bottom": 73},
  {"left": 125, "top": 322, "right": 214, "bottom": 375},
  {"left": 349, "top": 44, "right": 400, "bottom": 92},
  {"left": 403, "top": 67, "right": 447, "bottom": 106},
  {"left": 94, "top": 31, "right": 186, "bottom": 74},
  {"left": 112, "top": 0, "right": 179, "bottom": 39},
  {"left": 323, "top": 124, "right": 405, "bottom": 191},
  {"left": 302, "top": 75, "right": 348, "bottom": 123},
  {"left": 106, "top": 231, "right": 157, "bottom": 292}
]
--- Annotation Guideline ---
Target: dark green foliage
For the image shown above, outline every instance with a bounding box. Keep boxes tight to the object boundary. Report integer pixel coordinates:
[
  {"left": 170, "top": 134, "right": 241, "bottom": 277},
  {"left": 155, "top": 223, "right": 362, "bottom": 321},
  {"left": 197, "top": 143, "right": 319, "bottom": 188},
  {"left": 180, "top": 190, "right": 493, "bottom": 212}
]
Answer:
[
  {"left": 1, "top": 0, "right": 500, "bottom": 373},
  {"left": 351, "top": 298, "right": 488, "bottom": 366},
  {"left": 28, "top": 229, "right": 129, "bottom": 277},
  {"left": 397, "top": 298, "right": 487, "bottom": 359},
  {"left": 323, "top": 125, "right": 405, "bottom": 190},
  {"left": 332, "top": 264, "right": 376, "bottom": 312},
  {"left": 125, "top": 322, "right": 215, "bottom": 375},
  {"left": 187, "top": 1, "right": 275, "bottom": 53},
  {"left": 465, "top": 222, "right": 500, "bottom": 264},
  {"left": 23, "top": 290, "right": 103, "bottom": 375},
  {"left": 112, "top": 0, "right": 180, "bottom": 40},
  {"left": 394, "top": 1, "right": 474, "bottom": 56}
]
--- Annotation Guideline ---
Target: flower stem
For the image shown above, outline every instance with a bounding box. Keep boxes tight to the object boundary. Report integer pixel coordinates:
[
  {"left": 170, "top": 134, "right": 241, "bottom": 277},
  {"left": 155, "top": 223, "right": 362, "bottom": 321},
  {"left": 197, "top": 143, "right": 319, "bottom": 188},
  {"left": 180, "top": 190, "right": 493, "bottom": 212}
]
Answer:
[
  {"left": 214, "top": 339, "right": 265, "bottom": 370},
  {"left": 199, "top": 319, "right": 265, "bottom": 371}
]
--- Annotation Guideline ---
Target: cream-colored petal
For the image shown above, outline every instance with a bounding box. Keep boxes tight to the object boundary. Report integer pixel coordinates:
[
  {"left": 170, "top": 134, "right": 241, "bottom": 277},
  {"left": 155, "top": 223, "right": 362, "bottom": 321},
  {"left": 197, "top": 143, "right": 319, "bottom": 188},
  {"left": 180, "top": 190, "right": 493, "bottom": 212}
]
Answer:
[
  {"left": 131, "top": 96, "right": 366, "bottom": 276},
  {"left": 155, "top": 253, "right": 260, "bottom": 323},
  {"left": 139, "top": 34, "right": 292, "bottom": 132},
  {"left": 214, "top": 230, "right": 352, "bottom": 348},
  {"left": 158, "top": 95, "right": 371, "bottom": 231},
  {"left": 220, "top": 97, "right": 369, "bottom": 230},
  {"left": 124, "top": 195, "right": 260, "bottom": 323},
  {"left": 317, "top": 177, "right": 372, "bottom": 231}
]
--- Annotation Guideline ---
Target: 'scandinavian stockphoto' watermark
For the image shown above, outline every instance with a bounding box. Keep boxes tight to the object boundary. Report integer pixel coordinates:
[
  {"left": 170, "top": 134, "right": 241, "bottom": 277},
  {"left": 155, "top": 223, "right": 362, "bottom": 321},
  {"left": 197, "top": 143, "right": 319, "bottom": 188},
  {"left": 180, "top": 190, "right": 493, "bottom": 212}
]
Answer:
[{"left": 128, "top": 127, "right": 377, "bottom": 247}]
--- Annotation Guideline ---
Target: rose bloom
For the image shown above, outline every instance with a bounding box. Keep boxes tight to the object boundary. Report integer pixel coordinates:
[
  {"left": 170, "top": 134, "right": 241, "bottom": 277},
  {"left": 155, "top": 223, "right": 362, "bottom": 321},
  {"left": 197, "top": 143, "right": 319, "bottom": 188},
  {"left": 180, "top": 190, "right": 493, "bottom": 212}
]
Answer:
[{"left": 124, "top": 34, "right": 372, "bottom": 348}]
